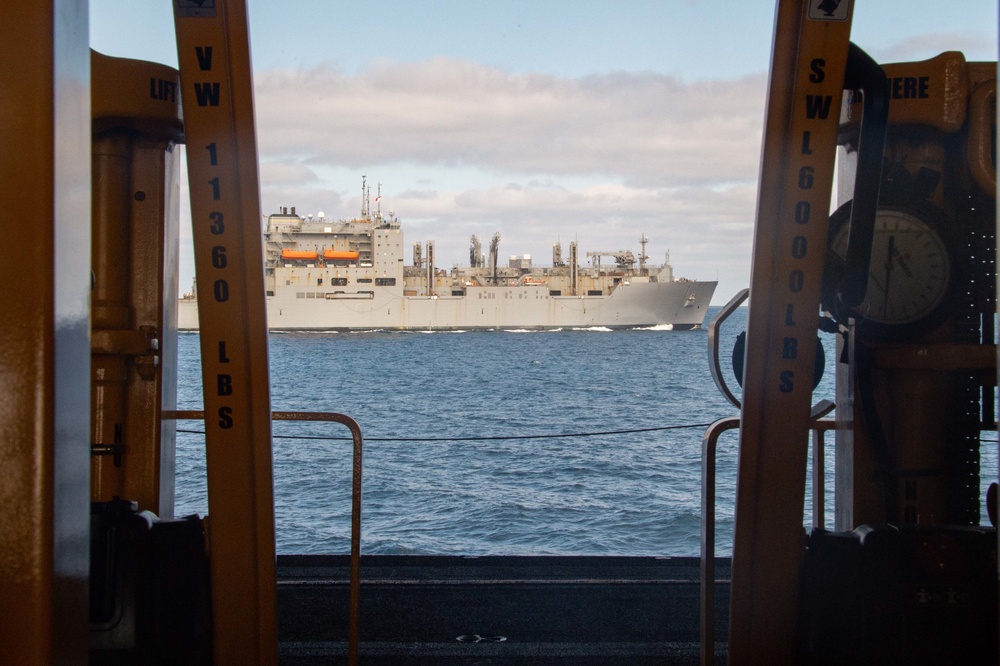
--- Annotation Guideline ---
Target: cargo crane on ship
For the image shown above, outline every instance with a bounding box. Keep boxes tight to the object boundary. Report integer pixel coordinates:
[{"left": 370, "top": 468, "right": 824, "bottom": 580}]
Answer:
[
  {"left": 0, "top": 2, "right": 995, "bottom": 665},
  {"left": 586, "top": 249, "right": 636, "bottom": 272}
]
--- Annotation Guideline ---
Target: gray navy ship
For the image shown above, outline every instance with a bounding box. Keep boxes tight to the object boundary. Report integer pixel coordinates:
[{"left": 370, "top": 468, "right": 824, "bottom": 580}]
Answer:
[{"left": 178, "top": 186, "right": 717, "bottom": 332}]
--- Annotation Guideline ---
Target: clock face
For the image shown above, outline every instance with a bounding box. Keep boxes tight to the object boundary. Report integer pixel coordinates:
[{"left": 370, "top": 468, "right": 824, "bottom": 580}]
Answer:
[{"left": 825, "top": 203, "right": 954, "bottom": 337}]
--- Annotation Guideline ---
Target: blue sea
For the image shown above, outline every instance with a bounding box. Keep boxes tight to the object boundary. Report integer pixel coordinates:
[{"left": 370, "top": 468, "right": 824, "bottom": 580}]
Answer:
[{"left": 173, "top": 306, "right": 997, "bottom": 557}]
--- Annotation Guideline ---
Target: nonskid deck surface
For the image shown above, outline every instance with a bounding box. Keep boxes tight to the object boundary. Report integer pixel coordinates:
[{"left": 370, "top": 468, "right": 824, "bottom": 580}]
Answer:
[{"left": 277, "top": 554, "right": 731, "bottom": 665}]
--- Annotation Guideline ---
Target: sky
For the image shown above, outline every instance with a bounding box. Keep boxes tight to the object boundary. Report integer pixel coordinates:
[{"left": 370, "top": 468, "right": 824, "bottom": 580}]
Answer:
[{"left": 90, "top": 1, "right": 997, "bottom": 304}]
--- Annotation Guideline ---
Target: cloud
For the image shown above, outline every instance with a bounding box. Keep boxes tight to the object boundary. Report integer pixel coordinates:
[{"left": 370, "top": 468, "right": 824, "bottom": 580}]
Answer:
[
  {"left": 254, "top": 58, "right": 768, "bottom": 188},
  {"left": 871, "top": 32, "right": 997, "bottom": 64},
  {"left": 259, "top": 161, "right": 320, "bottom": 185},
  {"left": 246, "top": 58, "right": 765, "bottom": 299},
  {"left": 366, "top": 181, "right": 753, "bottom": 281}
]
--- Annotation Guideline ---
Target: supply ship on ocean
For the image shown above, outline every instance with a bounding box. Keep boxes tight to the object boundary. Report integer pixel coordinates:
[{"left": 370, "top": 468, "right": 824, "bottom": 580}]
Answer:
[{"left": 178, "top": 187, "right": 717, "bottom": 332}]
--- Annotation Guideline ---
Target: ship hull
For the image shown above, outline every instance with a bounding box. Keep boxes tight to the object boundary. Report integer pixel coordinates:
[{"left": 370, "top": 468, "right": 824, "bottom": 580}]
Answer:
[{"left": 178, "top": 280, "right": 717, "bottom": 331}]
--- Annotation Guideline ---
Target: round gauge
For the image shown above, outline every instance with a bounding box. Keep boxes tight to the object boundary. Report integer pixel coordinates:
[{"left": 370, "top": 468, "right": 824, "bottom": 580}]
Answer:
[{"left": 822, "top": 201, "right": 957, "bottom": 340}]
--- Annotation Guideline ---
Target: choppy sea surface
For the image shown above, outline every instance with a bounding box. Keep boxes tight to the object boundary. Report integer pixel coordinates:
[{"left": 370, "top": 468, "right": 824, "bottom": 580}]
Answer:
[{"left": 174, "top": 306, "right": 997, "bottom": 556}]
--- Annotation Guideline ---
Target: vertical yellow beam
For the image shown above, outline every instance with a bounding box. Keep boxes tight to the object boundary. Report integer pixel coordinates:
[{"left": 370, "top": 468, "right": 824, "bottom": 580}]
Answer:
[
  {"left": 125, "top": 137, "right": 182, "bottom": 516},
  {"left": 173, "top": 1, "right": 277, "bottom": 663},
  {"left": 0, "top": 1, "right": 91, "bottom": 664},
  {"left": 90, "top": 52, "right": 184, "bottom": 516},
  {"left": 730, "top": 1, "right": 852, "bottom": 662}
]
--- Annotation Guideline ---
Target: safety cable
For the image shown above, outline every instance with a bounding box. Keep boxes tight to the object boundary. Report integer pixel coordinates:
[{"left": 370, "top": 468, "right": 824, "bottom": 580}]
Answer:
[
  {"left": 175, "top": 422, "right": 998, "bottom": 444},
  {"left": 176, "top": 421, "right": 718, "bottom": 443}
]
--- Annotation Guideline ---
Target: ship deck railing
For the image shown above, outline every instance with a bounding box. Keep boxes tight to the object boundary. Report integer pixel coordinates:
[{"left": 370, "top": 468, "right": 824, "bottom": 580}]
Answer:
[
  {"left": 699, "top": 414, "right": 839, "bottom": 666},
  {"left": 165, "top": 409, "right": 364, "bottom": 665}
]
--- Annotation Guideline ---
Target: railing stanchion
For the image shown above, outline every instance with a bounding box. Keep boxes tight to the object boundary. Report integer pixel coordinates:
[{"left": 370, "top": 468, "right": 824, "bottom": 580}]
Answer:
[
  {"left": 812, "top": 428, "right": 825, "bottom": 530},
  {"left": 700, "top": 417, "right": 837, "bottom": 665},
  {"left": 700, "top": 417, "right": 740, "bottom": 666},
  {"left": 167, "top": 409, "right": 364, "bottom": 665}
]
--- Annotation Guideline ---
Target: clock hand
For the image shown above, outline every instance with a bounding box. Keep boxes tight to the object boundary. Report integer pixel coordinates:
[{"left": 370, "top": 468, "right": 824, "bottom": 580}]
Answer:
[{"left": 882, "top": 235, "right": 895, "bottom": 317}]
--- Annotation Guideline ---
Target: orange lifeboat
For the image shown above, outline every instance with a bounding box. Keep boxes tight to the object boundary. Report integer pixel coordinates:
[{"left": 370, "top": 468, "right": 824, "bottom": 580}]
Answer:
[
  {"left": 323, "top": 250, "right": 360, "bottom": 261},
  {"left": 281, "top": 249, "right": 318, "bottom": 260}
]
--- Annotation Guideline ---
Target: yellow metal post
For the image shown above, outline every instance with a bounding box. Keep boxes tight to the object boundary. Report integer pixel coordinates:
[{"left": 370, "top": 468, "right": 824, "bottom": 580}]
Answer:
[
  {"left": 730, "top": 1, "right": 853, "bottom": 662},
  {"left": 90, "top": 52, "right": 184, "bottom": 516},
  {"left": 0, "top": 2, "right": 91, "bottom": 664},
  {"left": 173, "top": 1, "right": 278, "bottom": 663}
]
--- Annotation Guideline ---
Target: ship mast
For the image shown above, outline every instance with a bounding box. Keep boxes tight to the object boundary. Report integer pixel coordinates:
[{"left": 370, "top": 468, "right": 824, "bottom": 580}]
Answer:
[
  {"left": 569, "top": 241, "right": 578, "bottom": 295},
  {"left": 426, "top": 240, "right": 435, "bottom": 296},
  {"left": 470, "top": 235, "right": 482, "bottom": 268},
  {"left": 489, "top": 233, "right": 501, "bottom": 285},
  {"left": 361, "top": 174, "right": 368, "bottom": 219},
  {"left": 639, "top": 234, "right": 649, "bottom": 275}
]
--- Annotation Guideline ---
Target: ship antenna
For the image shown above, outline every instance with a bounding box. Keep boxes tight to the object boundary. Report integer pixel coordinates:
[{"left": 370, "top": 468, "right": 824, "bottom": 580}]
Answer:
[
  {"left": 361, "top": 174, "right": 368, "bottom": 219},
  {"left": 376, "top": 181, "right": 382, "bottom": 219}
]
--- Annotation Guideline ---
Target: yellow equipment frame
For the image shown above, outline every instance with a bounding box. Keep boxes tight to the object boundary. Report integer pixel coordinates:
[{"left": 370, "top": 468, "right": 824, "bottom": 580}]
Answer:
[
  {"left": 730, "top": 1, "right": 854, "bottom": 661},
  {"left": 173, "top": 1, "right": 278, "bottom": 663},
  {"left": 0, "top": 1, "right": 93, "bottom": 662},
  {"left": 0, "top": 3, "right": 91, "bottom": 663}
]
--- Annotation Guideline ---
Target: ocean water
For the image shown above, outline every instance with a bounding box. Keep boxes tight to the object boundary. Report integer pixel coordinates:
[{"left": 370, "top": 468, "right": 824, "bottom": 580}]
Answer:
[{"left": 173, "top": 306, "right": 997, "bottom": 556}]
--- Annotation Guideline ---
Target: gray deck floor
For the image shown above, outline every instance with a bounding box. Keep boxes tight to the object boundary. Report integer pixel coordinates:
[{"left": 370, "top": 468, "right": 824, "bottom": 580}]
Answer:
[{"left": 278, "top": 555, "right": 731, "bottom": 664}]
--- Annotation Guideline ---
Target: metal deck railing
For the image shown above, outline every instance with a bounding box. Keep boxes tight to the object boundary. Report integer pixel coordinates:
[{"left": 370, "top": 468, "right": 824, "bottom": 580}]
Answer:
[
  {"left": 165, "top": 409, "right": 364, "bottom": 666},
  {"left": 699, "top": 415, "right": 840, "bottom": 665}
]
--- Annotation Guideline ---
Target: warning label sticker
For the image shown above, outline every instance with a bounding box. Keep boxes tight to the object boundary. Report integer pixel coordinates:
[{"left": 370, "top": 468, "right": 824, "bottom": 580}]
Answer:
[
  {"left": 808, "top": 0, "right": 850, "bottom": 21},
  {"left": 176, "top": 0, "right": 216, "bottom": 18}
]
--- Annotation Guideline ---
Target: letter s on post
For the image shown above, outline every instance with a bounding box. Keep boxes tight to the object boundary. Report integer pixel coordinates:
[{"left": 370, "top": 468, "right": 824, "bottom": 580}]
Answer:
[
  {"left": 809, "top": 58, "right": 826, "bottom": 83},
  {"left": 779, "top": 370, "right": 795, "bottom": 393}
]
